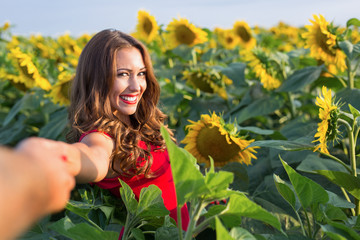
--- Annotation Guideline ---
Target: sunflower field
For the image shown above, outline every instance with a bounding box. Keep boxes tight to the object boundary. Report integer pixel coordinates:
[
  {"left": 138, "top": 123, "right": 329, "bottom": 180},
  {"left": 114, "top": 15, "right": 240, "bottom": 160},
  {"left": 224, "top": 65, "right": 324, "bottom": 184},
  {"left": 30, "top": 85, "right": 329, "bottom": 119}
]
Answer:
[{"left": 1, "top": 10, "right": 360, "bottom": 239}]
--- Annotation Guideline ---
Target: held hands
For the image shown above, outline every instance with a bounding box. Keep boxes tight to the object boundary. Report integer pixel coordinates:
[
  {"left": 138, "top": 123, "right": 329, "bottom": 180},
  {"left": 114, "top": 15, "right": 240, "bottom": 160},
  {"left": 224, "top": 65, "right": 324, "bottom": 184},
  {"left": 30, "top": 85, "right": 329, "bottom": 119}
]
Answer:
[{"left": 15, "top": 137, "right": 76, "bottom": 215}]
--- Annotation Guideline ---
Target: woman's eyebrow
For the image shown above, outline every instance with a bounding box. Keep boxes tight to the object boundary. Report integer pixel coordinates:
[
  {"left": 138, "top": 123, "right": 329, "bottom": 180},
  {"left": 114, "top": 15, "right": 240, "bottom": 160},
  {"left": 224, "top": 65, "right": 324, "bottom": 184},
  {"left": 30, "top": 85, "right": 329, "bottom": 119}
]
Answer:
[{"left": 116, "top": 67, "right": 146, "bottom": 72}]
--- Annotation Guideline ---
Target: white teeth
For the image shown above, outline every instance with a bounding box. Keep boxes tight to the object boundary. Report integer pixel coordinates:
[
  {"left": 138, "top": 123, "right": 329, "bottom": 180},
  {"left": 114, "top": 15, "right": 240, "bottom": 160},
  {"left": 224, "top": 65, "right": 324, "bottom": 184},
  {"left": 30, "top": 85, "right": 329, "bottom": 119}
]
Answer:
[{"left": 121, "top": 96, "right": 136, "bottom": 101}]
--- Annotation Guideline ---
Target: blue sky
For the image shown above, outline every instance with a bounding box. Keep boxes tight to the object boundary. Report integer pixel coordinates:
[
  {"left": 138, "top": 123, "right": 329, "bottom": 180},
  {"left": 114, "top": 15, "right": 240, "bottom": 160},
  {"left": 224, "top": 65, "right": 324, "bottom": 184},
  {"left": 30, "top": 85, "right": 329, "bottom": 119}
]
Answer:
[{"left": 1, "top": 0, "right": 359, "bottom": 37}]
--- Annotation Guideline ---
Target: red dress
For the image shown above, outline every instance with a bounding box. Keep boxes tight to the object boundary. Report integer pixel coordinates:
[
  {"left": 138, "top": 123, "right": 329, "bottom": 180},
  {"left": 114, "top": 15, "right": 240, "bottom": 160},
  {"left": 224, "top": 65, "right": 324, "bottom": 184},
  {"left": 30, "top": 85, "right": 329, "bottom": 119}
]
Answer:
[{"left": 79, "top": 130, "right": 189, "bottom": 238}]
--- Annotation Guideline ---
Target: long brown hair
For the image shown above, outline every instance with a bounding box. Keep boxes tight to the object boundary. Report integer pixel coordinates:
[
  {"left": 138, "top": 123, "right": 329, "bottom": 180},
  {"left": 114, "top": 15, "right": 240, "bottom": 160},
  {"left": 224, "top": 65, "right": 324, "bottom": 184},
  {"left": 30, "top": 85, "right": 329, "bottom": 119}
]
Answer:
[{"left": 67, "top": 29, "right": 173, "bottom": 177}]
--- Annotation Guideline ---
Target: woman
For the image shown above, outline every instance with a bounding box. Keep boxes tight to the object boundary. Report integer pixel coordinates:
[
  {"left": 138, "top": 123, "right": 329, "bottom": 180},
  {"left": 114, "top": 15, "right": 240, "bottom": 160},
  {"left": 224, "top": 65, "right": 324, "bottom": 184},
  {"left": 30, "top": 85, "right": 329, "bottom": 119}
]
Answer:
[{"left": 20, "top": 29, "right": 189, "bottom": 239}]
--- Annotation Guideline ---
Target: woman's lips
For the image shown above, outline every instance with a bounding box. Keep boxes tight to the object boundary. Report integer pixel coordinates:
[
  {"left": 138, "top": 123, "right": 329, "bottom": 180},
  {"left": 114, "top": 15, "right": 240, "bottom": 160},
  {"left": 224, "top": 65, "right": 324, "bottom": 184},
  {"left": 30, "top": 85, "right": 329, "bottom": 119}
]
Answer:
[{"left": 120, "top": 95, "right": 138, "bottom": 104}]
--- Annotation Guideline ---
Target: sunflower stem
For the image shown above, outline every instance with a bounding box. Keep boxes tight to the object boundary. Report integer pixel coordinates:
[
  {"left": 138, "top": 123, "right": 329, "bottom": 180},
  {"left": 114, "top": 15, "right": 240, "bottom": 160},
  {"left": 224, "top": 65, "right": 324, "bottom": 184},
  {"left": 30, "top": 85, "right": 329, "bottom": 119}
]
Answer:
[
  {"left": 287, "top": 92, "right": 296, "bottom": 119},
  {"left": 346, "top": 58, "right": 354, "bottom": 89},
  {"left": 304, "top": 210, "right": 312, "bottom": 238},
  {"left": 338, "top": 119, "right": 356, "bottom": 176},
  {"left": 291, "top": 205, "right": 307, "bottom": 236},
  {"left": 184, "top": 200, "right": 205, "bottom": 240},
  {"left": 177, "top": 205, "right": 184, "bottom": 240},
  {"left": 340, "top": 187, "right": 356, "bottom": 216},
  {"left": 338, "top": 118, "right": 359, "bottom": 215},
  {"left": 323, "top": 70, "right": 347, "bottom": 88}
]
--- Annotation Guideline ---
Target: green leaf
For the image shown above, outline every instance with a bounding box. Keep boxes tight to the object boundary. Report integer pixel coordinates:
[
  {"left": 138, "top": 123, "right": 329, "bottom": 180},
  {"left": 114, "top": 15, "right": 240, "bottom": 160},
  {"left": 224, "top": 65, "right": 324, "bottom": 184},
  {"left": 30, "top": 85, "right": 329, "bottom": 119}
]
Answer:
[
  {"left": 219, "top": 62, "right": 247, "bottom": 87},
  {"left": 233, "top": 95, "right": 285, "bottom": 123},
  {"left": 348, "top": 103, "right": 360, "bottom": 119},
  {"left": 296, "top": 154, "right": 350, "bottom": 173},
  {"left": 322, "top": 205, "right": 349, "bottom": 221},
  {"left": 238, "top": 126, "right": 275, "bottom": 135},
  {"left": 248, "top": 140, "right": 313, "bottom": 151},
  {"left": 119, "top": 179, "right": 138, "bottom": 215},
  {"left": 161, "top": 125, "right": 208, "bottom": 206},
  {"left": 339, "top": 41, "right": 355, "bottom": 59},
  {"left": 280, "top": 157, "right": 329, "bottom": 208},
  {"left": 221, "top": 193, "right": 282, "bottom": 232},
  {"left": 321, "top": 221, "right": 360, "bottom": 240},
  {"left": 136, "top": 184, "right": 169, "bottom": 218},
  {"left": 273, "top": 174, "right": 299, "bottom": 211},
  {"left": 2, "top": 93, "right": 41, "bottom": 126},
  {"left": 154, "top": 226, "right": 179, "bottom": 240},
  {"left": 215, "top": 217, "right": 234, "bottom": 240},
  {"left": 39, "top": 108, "right": 68, "bottom": 139},
  {"left": 337, "top": 88, "right": 360, "bottom": 112},
  {"left": 131, "top": 228, "right": 145, "bottom": 240},
  {"left": 66, "top": 200, "right": 93, "bottom": 220},
  {"left": 326, "top": 190, "right": 355, "bottom": 209},
  {"left": 205, "top": 170, "right": 234, "bottom": 195},
  {"left": 316, "top": 170, "right": 360, "bottom": 200},
  {"left": 229, "top": 227, "right": 257, "bottom": 240},
  {"left": 0, "top": 119, "right": 27, "bottom": 145},
  {"left": 204, "top": 204, "right": 227, "bottom": 218},
  {"left": 277, "top": 66, "right": 323, "bottom": 92},
  {"left": 347, "top": 18, "right": 360, "bottom": 27},
  {"left": 222, "top": 162, "right": 249, "bottom": 192},
  {"left": 49, "top": 217, "right": 118, "bottom": 240}
]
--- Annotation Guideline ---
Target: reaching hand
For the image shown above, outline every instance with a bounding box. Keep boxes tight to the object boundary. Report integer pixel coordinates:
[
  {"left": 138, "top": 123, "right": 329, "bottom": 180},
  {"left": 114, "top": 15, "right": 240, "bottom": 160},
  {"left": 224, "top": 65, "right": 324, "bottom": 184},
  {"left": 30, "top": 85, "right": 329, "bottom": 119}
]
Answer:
[{"left": 15, "top": 137, "right": 76, "bottom": 214}]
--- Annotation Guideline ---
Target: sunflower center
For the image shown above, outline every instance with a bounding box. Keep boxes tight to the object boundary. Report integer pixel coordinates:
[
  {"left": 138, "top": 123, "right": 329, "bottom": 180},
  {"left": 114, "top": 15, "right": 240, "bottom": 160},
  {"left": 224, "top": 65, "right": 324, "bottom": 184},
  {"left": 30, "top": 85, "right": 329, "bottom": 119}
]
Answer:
[
  {"left": 188, "top": 73, "right": 214, "bottom": 93},
  {"left": 226, "top": 36, "right": 234, "bottom": 44},
  {"left": 142, "top": 18, "right": 153, "bottom": 35},
  {"left": 175, "top": 25, "right": 196, "bottom": 45},
  {"left": 60, "top": 80, "right": 72, "bottom": 100},
  {"left": 196, "top": 125, "right": 240, "bottom": 163},
  {"left": 315, "top": 26, "right": 335, "bottom": 57},
  {"left": 235, "top": 26, "right": 251, "bottom": 42},
  {"left": 17, "top": 62, "right": 35, "bottom": 79}
]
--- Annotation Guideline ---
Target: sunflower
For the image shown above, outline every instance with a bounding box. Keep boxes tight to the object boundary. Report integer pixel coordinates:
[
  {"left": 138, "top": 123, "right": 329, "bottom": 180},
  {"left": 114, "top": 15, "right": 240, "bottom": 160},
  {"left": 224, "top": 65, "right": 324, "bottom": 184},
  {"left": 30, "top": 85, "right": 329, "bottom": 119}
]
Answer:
[
  {"left": 7, "top": 47, "right": 51, "bottom": 91},
  {"left": 164, "top": 17, "right": 208, "bottom": 49},
  {"left": 133, "top": 10, "right": 159, "bottom": 43},
  {"left": 47, "top": 70, "right": 73, "bottom": 106},
  {"left": 270, "top": 21, "right": 303, "bottom": 51},
  {"left": 313, "top": 86, "right": 340, "bottom": 154},
  {"left": 182, "top": 68, "right": 229, "bottom": 99},
  {"left": 181, "top": 112, "right": 258, "bottom": 167},
  {"left": 233, "top": 21, "right": 256, "bottom": 50},
  {"left": 215, "top": 28, "right": 239, "bottom": 49},
  {"left": 29, "top": 35, "right": 57, "bottom": 60},
  {"left": 241, "top": 49, "right": 281, "bottom": 90},
  {"left": 302, "top": 14, "right": 346, "bottom": 72}
]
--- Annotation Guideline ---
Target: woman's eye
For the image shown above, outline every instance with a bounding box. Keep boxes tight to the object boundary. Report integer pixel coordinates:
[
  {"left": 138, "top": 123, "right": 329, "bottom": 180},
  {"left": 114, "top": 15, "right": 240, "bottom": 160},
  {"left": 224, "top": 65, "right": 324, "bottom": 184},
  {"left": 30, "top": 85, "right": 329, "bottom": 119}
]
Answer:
[
  {"left": 117, "top": 72, "right": 128, "bottom": 77},
  {"left": 139, "top": 71, "right": 146, "bottom": 76}
]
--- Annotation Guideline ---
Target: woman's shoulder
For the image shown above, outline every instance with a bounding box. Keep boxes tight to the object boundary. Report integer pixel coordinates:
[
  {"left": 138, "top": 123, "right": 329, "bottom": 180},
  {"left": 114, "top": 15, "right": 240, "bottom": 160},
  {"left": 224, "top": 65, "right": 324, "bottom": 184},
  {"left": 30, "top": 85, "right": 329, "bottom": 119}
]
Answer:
[{"left": 79, "top": 130, "right": 112, "bottom": 142}]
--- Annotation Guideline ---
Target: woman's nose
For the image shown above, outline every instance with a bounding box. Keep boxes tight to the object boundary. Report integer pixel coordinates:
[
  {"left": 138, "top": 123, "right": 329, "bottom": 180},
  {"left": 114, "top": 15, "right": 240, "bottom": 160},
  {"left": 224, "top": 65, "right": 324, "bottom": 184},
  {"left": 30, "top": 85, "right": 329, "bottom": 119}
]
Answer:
[{"left": 129, "top": 74, "right": 141, "bottom": 91}]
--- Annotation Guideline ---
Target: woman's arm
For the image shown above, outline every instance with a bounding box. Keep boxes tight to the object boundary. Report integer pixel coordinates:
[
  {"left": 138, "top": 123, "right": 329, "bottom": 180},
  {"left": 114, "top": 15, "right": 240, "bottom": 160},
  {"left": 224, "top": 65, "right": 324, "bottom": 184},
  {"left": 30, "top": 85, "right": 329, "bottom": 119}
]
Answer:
[
  {"left": 71, "top": 132, "right": 115, "bottom": 183},
  {"left": 0, "top": 145, "right": 75, "bottom": 240},
  {"left": 16, "top": 132, "right": 114, "bottom": 184}
]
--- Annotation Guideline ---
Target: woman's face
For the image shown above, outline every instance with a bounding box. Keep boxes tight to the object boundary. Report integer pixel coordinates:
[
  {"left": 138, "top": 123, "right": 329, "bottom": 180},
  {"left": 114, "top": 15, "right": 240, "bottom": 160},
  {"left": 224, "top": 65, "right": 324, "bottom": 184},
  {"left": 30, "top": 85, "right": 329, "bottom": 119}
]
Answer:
[{"left": 109, "top": 47, "right": 147, "bottom": 124}]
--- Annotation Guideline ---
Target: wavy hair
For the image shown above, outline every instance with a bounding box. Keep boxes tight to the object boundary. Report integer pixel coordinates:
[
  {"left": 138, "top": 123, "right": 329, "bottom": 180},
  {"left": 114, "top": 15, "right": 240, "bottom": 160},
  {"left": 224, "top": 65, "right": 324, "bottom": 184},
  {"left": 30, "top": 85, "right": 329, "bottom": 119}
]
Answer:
[{"left": 67, "top": 29, "right": 173, "bottom": 177}]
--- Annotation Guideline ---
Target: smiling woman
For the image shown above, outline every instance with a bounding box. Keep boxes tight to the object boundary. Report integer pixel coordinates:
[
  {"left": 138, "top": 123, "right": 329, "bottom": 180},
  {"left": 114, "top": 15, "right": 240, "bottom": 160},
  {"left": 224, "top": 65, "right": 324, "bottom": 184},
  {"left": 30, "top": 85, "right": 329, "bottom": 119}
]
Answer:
[{"left": 16, "top": 29, "right": 190, "bottom": 239}]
